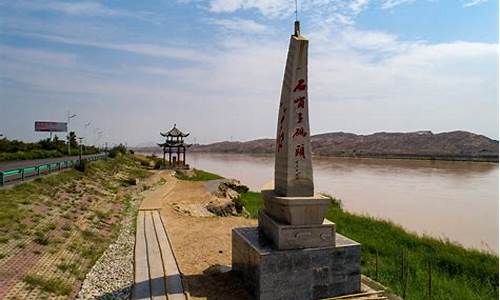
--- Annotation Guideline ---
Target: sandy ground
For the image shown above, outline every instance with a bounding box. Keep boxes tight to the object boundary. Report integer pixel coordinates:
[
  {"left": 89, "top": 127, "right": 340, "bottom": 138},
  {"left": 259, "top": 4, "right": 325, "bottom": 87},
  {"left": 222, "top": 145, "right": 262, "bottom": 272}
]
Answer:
[{"left": 157, "top": 173, "right": 256, "bottom": 300}]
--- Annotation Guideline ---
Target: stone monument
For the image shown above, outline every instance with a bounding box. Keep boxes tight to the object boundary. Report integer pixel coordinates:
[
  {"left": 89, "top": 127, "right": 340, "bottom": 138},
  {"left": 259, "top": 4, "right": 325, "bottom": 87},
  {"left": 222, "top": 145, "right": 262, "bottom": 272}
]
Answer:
[{"left": 232, "top": 22, "right": 362, "bottom": 300}]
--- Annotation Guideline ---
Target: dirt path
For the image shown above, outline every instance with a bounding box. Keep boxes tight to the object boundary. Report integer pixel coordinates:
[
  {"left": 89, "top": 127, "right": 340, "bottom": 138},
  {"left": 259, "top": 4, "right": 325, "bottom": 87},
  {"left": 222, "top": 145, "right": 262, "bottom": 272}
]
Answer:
[{"left": 156, "top": 174, "right": 256, "bottom": 300}]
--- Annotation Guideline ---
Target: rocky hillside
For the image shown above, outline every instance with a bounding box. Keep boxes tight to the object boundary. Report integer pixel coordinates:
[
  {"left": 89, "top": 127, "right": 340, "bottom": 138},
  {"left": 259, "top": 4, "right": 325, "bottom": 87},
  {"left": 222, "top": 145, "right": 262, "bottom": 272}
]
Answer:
[{"left": 189, "top": 131, "right": 498, "bottom": 161}]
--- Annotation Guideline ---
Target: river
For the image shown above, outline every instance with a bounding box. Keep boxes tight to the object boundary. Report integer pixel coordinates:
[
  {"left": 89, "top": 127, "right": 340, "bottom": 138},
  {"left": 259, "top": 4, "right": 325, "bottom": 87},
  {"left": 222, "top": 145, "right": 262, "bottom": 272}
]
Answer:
[{"left": 185, "top": 152, "right": 498, "bottom": 254}]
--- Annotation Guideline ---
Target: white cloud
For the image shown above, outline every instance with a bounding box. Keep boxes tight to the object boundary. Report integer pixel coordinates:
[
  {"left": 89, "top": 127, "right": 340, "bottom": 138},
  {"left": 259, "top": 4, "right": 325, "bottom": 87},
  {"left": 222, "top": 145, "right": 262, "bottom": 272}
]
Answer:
[
  {"left": 463, "top": 0, "right": 489, "bottom": 7},
  {"left": 349, "top": 0, "right": 370, "bottom": 14},
  {"left": 0, "top": 45, "right": 77, "bottom": 66},
  {"left": 380, "top": 0, "right": 415, "bottom": 10},
  {"left": 12, "top": 31, "right": 211, "bottom": 62},
  {"left": 209, "top": 18, "right": 269, "bottom": 33},
  {"left": 3, "top": 0, "right": 158, "bottom": 22},
  {"left": 208, "top": 0, "right": 291, "bottom": 17}
]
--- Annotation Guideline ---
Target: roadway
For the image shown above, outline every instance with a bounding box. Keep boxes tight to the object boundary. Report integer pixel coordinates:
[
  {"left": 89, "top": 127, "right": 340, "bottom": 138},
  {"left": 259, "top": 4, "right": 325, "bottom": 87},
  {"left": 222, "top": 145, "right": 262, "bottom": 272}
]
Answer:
[{"left": 0, "top": 154, "right": 104, "bottom": 172}]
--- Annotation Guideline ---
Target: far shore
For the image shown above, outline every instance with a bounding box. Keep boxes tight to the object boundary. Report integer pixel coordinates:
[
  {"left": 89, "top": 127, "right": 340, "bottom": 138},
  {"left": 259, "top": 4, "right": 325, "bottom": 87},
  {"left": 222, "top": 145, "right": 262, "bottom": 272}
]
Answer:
[{"left": 138, "top": 149, "right": 499, "bottom": 163}]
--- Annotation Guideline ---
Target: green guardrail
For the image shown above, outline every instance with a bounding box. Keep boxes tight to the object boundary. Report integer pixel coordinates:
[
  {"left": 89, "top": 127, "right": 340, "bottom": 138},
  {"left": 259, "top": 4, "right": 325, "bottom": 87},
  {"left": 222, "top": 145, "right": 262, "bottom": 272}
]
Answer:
[{"left": 0, "top": 153, "right": 107, "bottom": 186}]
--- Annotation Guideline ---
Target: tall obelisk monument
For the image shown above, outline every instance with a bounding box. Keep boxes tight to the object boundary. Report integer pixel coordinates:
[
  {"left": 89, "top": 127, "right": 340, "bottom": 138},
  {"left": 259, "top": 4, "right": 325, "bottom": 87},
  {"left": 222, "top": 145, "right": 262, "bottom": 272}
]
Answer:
[
  {"left": 275, "top": 21, "right": 313, "bottom": 197},
  {"left": 232, "top": 20, "right": 362, "bottom": 300}
]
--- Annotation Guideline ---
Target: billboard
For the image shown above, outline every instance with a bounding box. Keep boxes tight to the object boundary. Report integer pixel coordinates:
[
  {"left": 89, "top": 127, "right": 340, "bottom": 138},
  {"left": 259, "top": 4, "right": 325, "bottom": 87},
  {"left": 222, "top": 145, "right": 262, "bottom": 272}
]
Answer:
[{"left": 35, "top": 121, "right": 67, "bottom": 132}]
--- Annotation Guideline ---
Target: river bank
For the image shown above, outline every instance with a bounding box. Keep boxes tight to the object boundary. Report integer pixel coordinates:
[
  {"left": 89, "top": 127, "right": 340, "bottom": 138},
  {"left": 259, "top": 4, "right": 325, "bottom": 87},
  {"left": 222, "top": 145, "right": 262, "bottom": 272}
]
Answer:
[{"left": 240, "top": 191, "right": 499, "bottom": 300}]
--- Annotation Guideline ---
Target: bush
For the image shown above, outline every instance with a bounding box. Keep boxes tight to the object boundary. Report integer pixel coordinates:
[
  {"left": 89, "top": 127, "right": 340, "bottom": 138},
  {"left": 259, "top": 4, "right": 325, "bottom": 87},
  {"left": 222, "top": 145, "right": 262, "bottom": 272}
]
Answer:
[
  {"left": 154, "top": 160, "right": 163, "bottom": 169},
  {"left": 108, "top": 144, "right": 127, "bottom": 158}
]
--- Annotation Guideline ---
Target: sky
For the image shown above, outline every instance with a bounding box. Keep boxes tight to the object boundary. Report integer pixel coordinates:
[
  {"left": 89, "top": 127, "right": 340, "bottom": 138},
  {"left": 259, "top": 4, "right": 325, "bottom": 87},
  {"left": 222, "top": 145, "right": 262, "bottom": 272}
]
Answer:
[{"left": 0, "top": 0, "right": 498, "bottom": 146}]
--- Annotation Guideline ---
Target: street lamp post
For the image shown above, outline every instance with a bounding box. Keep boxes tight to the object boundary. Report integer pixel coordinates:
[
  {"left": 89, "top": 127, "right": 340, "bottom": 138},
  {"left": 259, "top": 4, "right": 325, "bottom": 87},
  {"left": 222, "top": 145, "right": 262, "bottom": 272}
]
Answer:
[
  {"left": 67, "top": 111, "right": 77, "bottom": 155},
  {"left": 78, "top": 137, "right": 84, "bottom": 167}
]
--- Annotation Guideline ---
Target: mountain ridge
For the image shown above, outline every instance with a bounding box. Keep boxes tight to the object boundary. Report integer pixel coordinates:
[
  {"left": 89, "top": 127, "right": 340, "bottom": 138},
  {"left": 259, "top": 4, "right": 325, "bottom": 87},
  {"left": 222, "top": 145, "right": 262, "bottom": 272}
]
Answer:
[{"left": 136, "top": 130, "right": 499, "bottom": 162}]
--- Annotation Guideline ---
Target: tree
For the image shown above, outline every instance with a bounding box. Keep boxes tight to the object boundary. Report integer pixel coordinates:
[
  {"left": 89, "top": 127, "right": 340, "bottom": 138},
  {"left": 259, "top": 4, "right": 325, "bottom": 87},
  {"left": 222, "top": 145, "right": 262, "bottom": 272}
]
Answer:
[{"left": 67, "top": 131, "right": 78, "bottom": 150}]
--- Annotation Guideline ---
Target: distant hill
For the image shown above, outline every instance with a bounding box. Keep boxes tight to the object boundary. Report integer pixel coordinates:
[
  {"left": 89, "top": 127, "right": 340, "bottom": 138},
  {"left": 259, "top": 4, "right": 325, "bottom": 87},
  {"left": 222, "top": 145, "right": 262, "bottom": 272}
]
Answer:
[{"left": 185, "top": 131, "right": 498, "bottom": 162}]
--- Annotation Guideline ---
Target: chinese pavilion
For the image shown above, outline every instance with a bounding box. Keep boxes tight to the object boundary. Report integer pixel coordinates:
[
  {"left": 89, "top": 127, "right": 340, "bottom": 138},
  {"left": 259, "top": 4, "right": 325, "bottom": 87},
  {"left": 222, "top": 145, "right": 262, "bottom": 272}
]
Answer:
[{"left": 158, "top": 124, "right": 190, "bottom": 169}]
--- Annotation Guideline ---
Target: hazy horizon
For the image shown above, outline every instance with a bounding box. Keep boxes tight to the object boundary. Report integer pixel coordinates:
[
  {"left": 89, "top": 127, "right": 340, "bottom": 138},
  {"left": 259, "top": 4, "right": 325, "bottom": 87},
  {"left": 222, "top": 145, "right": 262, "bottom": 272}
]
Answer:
[{"left": 1, "top": 0, "right": 498, "bottom": 146}]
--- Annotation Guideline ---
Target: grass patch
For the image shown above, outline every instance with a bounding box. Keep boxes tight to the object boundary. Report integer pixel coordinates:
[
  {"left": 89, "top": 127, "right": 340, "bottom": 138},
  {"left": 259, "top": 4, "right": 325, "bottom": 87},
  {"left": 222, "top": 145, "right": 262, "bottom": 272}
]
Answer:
[
  {"left": 57, "top": 260, "right": 81, "bottom": 276},
  {"left": 175, "top": 168, "right": 224, "bottom": 181},
  {"left": 23, "top": 275, "right": 73, "bottom": 295},
  {"left": 242, "top": 192, "right": 498, "bottom": 300},
  {"left": 240, "top": 192, "right": 263, "bottom": 218}
]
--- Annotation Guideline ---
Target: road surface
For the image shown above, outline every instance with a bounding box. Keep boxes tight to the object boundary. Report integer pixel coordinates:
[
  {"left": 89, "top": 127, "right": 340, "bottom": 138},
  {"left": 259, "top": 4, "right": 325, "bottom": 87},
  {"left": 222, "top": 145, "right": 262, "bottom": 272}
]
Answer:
[{"left": 0, "top": 154, "right": 103, "bottom": 172}]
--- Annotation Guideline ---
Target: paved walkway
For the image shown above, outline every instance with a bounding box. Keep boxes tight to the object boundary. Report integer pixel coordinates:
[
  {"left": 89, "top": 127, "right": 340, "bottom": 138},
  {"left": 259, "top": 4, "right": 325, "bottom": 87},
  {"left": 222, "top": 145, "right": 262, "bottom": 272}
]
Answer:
[{"left": 133, "top": 171, "right": 186, "bottom": 300}]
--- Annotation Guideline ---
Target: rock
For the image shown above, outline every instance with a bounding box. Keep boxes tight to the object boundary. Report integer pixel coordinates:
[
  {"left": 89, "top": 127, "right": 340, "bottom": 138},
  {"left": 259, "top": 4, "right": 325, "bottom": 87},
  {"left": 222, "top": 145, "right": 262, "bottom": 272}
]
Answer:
[
  {"left": 206, "top": 198, "right": 238, "bottom": 217},
  {"left": 220, "top": 179, "right": 249, "bottom": 194},
  {"left": 204, "top": 179, "right": 249, "bottom": 217}
]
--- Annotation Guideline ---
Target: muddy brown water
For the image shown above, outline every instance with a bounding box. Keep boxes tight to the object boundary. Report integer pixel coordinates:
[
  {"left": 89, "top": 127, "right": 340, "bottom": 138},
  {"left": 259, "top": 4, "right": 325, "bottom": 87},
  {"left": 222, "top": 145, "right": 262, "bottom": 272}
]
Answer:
[{"left": 173, "top": 152, "right": 498, "bottom": 254}]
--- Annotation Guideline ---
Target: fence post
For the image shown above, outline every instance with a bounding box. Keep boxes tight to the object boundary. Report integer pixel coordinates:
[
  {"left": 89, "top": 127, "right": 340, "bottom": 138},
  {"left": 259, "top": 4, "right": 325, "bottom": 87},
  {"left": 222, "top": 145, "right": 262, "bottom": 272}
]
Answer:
[
  {"left": 0, "top": 172, "right": 4, "bottom": 185},
  {"left": 21, "top": 169, "right": 24, "bottom": 180}
]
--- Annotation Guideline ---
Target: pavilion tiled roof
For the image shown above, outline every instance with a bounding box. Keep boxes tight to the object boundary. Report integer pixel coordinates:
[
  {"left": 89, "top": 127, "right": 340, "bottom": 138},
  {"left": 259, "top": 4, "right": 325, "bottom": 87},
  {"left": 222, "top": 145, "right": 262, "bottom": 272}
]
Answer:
[{"left": 160, "top": 124, "right": 190, "bottom": 138}]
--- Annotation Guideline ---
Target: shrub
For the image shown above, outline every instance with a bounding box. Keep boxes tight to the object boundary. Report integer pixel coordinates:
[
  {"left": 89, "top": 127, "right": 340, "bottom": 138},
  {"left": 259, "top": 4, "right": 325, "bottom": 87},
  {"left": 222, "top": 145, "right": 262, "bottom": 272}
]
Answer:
[{"left": 108, "top": 144, "right": 127, "bottom": 158}]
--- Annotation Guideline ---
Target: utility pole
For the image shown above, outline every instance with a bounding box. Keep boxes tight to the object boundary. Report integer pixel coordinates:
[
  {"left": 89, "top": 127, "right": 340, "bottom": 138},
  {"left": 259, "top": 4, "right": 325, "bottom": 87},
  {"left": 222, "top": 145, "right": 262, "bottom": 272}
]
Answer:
[
  {"left": 67, "top": 111, "right": 77, "bottom": 155},
  {"left": 78, "top": 137, "right": 84, "bottom": 166}
]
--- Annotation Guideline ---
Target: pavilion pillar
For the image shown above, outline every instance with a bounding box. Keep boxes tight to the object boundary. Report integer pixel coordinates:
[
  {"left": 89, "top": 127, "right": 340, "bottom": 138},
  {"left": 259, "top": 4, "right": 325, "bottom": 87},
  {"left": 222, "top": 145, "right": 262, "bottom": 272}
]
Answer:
[
  {"left": 168, "top": 147, "right": 172, "bottom": 166},
  {"left": 177, "top": 146, "right": 180, "bottom": 167},
  {"left": 183, "top": 147, "right": 186, "bottom": 165},
  {"left": 162, "top": 147, "right": 166, "bottom": 166}
]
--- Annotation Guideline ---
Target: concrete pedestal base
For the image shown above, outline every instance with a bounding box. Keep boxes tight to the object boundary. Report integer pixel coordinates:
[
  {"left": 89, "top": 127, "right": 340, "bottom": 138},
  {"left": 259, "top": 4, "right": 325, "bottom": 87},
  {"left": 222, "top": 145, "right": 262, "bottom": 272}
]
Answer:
[
  {"left": 262, "top": 189, "right": 331, "bottom": 225},
  {"left": 232, "top": 227, "right": 361, "bottom": 300},
  {"left": 258, "top": 210, "right": 335, "bottom": 250}
]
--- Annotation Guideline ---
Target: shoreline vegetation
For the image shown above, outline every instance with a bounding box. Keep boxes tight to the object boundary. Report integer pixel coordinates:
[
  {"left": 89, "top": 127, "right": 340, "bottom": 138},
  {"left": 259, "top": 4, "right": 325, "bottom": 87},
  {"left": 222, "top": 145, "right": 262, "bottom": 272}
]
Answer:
[{"left": 240, "top": 191, "right": 498, "bottom": 300}]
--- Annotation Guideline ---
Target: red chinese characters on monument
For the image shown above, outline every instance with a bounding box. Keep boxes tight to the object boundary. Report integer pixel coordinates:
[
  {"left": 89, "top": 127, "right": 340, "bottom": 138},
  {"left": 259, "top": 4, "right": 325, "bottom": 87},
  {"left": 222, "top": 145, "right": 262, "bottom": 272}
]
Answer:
[
  {"left": 292, "top": 79, "right": 307, "bottom": 179},
  {"left": 293, "top": 79, "right": 307, "bottom": 92},
  {"left": 295, "top": 144, "right": 305, "bottom": 159},
  {"left": 294, "top": 96, "right": 305, "bottom": 109},
  {"left": 292, "top": 79, "right": 307, "bottom": 156},
  {"left": 293, "top": 127, "right": 307, "bottom": 138},
  {"left": 276, "top": 107, "right": 287, "bottom": 152}
]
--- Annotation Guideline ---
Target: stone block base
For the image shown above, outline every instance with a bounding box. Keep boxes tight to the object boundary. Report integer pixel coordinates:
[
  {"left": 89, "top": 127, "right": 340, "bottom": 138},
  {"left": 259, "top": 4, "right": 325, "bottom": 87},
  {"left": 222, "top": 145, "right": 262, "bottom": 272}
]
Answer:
[
  {"left": 258, "top": 210, "right": 335, "bottom": 250},
  {"left": 262, "top": 189, "right": 331, "bottom": 225},
  {"left": 232, "top": 227, "right": 361, "bottom": 300}
]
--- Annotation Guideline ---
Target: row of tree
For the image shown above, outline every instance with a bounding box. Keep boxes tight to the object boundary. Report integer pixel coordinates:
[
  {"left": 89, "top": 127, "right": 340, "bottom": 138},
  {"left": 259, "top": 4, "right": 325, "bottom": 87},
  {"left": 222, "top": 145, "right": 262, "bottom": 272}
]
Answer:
[{"left": 0, "top": 133, "right": 100, "bottom": 161}]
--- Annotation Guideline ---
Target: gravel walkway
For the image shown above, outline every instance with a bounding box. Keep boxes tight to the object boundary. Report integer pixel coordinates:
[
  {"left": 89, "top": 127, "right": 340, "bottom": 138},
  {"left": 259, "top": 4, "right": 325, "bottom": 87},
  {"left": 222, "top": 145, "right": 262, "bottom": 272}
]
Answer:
[{"left": 76, "top": 194, "right": 141, "bottom": 300}]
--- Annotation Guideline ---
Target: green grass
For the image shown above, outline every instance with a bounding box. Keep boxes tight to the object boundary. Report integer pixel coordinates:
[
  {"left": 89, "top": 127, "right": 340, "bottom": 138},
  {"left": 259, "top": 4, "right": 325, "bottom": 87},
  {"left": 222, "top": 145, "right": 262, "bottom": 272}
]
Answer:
[
  {"left": 240, "top": 192, "right": 263, "bottom": 218},
  {"left": 241, "top": 192, "right": 498, "bottom": 300},
  {"left": 175, "top": 168, "right": 224, "bottom": 181},
  {"left": 23, "top": 275, "right": 73, "bottom": 295}
]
